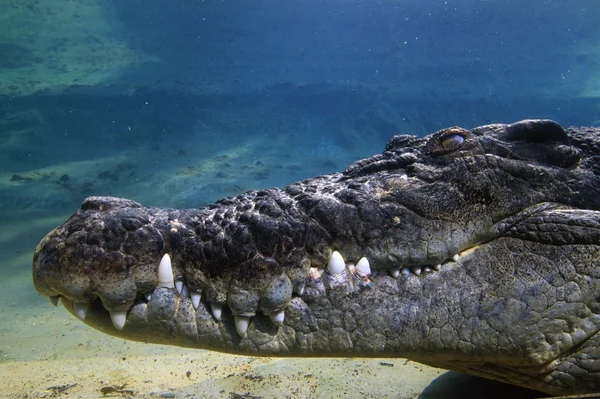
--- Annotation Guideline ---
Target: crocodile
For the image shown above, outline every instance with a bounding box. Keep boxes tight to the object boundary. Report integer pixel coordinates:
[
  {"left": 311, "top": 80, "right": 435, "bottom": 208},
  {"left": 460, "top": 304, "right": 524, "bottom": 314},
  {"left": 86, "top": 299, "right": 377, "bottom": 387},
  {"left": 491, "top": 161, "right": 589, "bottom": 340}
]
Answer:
[{"left": 32, "top": 119, "right": 600, "bottom": 395}]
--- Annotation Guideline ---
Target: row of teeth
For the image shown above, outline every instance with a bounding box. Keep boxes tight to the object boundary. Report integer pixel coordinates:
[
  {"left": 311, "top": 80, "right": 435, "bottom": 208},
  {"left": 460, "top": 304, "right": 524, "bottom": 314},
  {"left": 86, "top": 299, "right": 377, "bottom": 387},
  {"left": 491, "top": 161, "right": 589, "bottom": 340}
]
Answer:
[
  {"left": 316, "top": 250, "right": 458, "bottom": 280},
  {"left": 61, "top": 250, "right": 460, "bottom": 337},
  {"left": 64, "top": 254, "right": 267, "bottom": 336}
]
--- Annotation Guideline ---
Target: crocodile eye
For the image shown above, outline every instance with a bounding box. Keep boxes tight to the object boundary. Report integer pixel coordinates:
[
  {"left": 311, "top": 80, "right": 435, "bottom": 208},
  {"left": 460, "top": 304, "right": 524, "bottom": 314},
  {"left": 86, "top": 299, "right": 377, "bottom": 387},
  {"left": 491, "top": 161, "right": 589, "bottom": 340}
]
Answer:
[
  {"left": 440, "top": 133, "right": 465, "bottom": 151},
  {"left": 424, "top": 127, "right": 475, "bottom": 157}
]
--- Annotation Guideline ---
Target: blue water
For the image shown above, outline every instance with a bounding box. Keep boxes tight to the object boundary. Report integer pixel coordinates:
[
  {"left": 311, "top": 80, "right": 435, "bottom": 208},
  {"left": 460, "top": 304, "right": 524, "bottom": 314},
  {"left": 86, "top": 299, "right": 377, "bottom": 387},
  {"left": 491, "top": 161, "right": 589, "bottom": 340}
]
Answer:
[{"left": 0, "top": 0, "right": 598, "bottom": 397}]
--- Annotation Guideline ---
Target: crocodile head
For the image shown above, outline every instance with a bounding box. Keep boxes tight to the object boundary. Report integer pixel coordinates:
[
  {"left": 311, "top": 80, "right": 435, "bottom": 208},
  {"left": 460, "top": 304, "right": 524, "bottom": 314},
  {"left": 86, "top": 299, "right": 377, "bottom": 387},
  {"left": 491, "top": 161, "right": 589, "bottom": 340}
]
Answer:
[{"left": 32, "top": 119, "right": 600, "bottom": 395}]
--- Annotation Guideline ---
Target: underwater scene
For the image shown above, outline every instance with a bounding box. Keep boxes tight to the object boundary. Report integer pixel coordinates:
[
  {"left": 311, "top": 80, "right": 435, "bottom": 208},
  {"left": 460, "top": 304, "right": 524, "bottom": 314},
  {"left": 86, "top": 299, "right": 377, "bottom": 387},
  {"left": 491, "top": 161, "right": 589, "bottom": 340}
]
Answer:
[{"left": 2, "top": 0, "right": 600, "bottom": 397}]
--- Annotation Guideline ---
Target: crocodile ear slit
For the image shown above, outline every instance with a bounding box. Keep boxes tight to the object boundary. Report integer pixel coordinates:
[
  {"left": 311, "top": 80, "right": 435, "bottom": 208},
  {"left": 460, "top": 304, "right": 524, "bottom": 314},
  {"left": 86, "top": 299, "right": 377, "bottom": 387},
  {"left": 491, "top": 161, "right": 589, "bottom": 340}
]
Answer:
[{"left": 505, "top": 119, "right": 569, "bottom": 144}]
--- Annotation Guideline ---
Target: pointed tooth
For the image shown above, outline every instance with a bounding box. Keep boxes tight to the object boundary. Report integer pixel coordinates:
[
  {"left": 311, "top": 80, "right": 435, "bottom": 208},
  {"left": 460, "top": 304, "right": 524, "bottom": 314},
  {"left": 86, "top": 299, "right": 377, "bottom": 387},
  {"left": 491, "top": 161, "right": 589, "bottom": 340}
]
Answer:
[
  {"left": 355, "top": 257, "right": 371, "bottom": 276},
  {"left": 181, "top": 284, "right": 190, "bottom": 298},
  {"left": 452, "top": 254, "right": 459, "bottom": 262},
  {"left": 401, "top": 267, "right": 410, "bottom": 276},
  {"left": 191, "top": 291, "right": 201, "bottom": 309},
  {"left": 74, "top": 302, "right": 89, "bottom": 321},
  {"left": 309, "top": 267, "right": 322, "bottom": 281},
  {"left": 110, "top": 310, "right": 127, "bottom": 331},
  {"left": 411, "top": 266, "right": 422, "bottom": 276},
  {"left": 175, "top": 280, "right": 184, "bottom": 294},
  {"left": 234, "top": 315, "right": 250, "bottom": 336},
  {"left": 270, "top": 310, "right": 285, "bottom": 326},
  {"left": 327, "top": 251, "right": 346, "bottom": 275},
  {"left": 400, "top": 174, "right": 408, "bottom": 180},
  {"left": 294, "top": 285, "right": 305, "bottom": 297},
  {"left": 158, "top": 254, "right": 175, "bottom": 288},
  {"left": 433, "top": 264, "right": 442, "bottom": 271},
  {"left": 391, "top": 268, "right": 400, "bottom": 278},
  {"left": 424, "top": 266, "right": 432, "bottom": 273},
  {"left": 145, "top": 292, "right": 152, "bottom": 301},
  {"left": 49, "top": 296, "right": 60, "bottom": 307},
  {"left": 211, "top": 303, "right": 223, "bottom": 321}
]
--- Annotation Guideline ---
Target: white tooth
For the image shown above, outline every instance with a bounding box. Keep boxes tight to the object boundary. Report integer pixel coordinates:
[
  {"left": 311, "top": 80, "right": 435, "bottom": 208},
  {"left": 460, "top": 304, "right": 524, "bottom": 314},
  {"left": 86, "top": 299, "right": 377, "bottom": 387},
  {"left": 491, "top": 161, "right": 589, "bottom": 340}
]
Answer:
[
  {"left": 309, "top": 267, "right": 322, "bottom": 280},
  {"left": 355, "top": 257, "right": 371, "bottom": 276},
  {"left": 74, "top": 302, "right": 89, "bottom": 320},
  {"left": 424, "top": 266, "right": 432, "bottom": 273},
  {"left": 411, "top": 266, "right": 422, "bottom": 276},
  {"left": 110, "top": 310, "right": 127, "bottom": 331},
  {"left": 181, "top": 284, "right": 190, "bottom": 298},
  {"left": 50, "top": 296, "right": 60, "bottom": 307},
  {"left": 401, "top": 267, "right": 410, "bottom": 276},
  {"left": 294, "top": 285, "right": 305, "bottom": 296},
  {"left": 191, "top": 291, "right": 201, "bottom": 309},
  {"left": 452, "top": 254, "right": 459, "bottom": 262},
  {"left": 234, "top": 315, "right": 250, "bottom": 336},
  {"left": 433, "top": 264, "right": 442, "bottom": 271},
  {"left": 327, "top": 251, "right": 346, "bottom": 275},
  {"left": 211, "top": 303, "right": 223, "bottom": 321},
  {"left": 175, "top": 280, "right": 184, "bottom": 294},
  {"left": 270, "top": 310, "right": 285, "bottom": 326},
  {"left": 400, "top": 174, "right": 408, "bottom": 180},
  {"left": 391, "top": 268, "right": 400, "bottom": 278},
  {"left": 145, "top": 292, "right": 152, "bottom": 301},
  {"left": 158, "top": 254, "right": 175, "bottom": 288}
]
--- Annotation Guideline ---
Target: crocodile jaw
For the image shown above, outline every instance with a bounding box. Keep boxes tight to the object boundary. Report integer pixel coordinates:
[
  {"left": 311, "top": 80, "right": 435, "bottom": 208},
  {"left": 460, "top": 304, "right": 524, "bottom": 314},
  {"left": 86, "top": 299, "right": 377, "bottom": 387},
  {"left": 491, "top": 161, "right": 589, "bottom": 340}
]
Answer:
[{"left": 33, "top": 200, "right": 600, "bottom": 398}]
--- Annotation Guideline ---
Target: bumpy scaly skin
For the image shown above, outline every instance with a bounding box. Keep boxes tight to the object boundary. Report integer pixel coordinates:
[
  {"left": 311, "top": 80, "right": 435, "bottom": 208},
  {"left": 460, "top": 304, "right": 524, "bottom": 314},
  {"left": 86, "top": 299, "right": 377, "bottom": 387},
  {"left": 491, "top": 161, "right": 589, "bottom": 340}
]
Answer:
[{"left": 33, "top": 120, "right": 600, "bottom": 395}]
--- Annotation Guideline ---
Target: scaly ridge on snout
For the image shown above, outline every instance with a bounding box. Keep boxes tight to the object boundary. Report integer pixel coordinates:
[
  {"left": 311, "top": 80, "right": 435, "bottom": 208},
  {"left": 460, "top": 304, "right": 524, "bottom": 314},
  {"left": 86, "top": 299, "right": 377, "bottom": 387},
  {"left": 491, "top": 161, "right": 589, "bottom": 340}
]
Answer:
[{"left": 32, "top": 119, "right": 600, "bottom": 395}]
